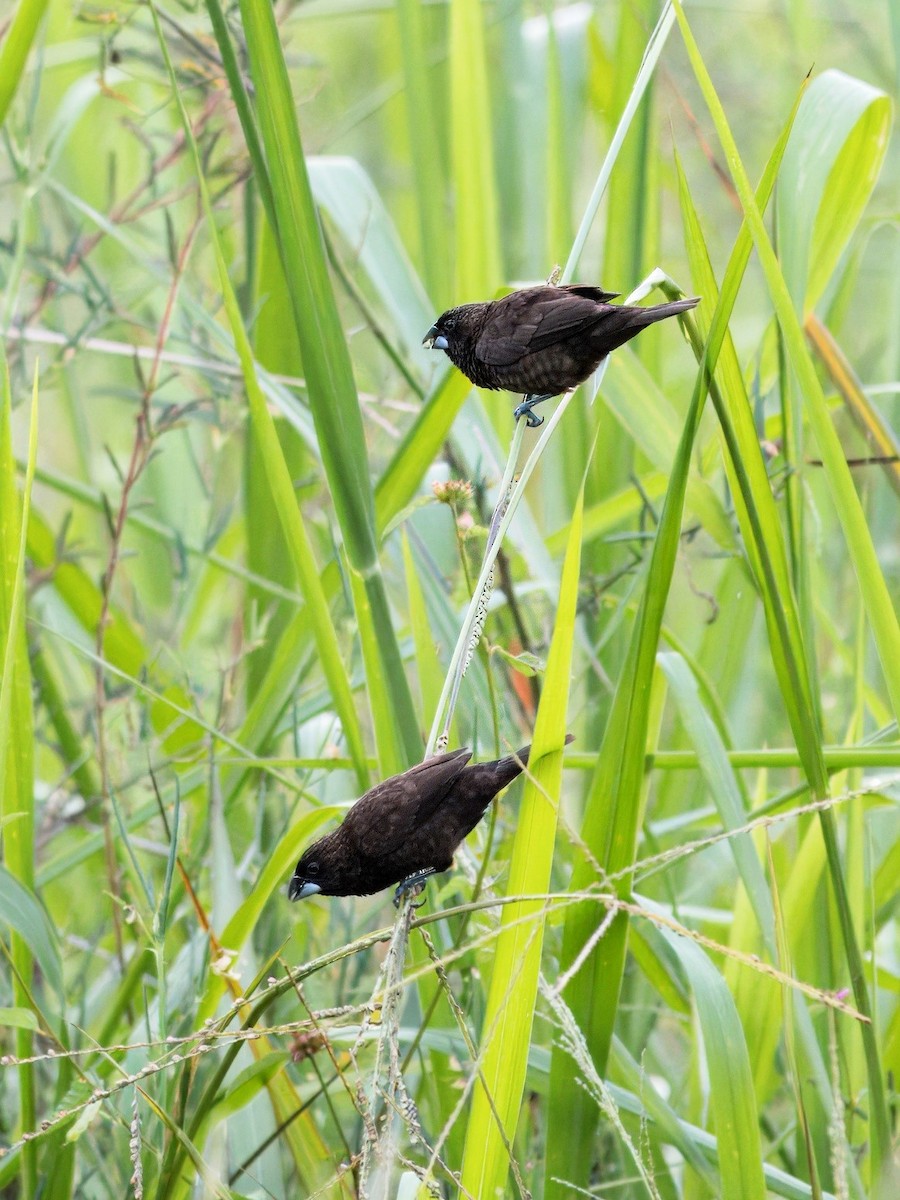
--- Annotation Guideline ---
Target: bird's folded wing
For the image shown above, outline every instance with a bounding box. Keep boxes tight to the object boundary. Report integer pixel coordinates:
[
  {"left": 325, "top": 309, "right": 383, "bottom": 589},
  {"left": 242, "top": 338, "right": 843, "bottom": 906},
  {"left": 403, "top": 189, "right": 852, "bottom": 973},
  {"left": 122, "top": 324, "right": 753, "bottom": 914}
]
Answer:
[
  {"left": 476, "top": 291, "right": 616, "bottom": 365},
  {"left": 342, "top": 749, "right": 473, "bottom": 856}
]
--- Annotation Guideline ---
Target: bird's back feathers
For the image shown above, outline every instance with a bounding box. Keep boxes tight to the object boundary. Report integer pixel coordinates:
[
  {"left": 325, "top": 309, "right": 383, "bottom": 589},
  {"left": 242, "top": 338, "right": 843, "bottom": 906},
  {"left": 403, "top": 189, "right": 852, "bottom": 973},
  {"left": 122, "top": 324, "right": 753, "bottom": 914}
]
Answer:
[{"left": 342, "top": 748, "right": 472, "bottom": 856}]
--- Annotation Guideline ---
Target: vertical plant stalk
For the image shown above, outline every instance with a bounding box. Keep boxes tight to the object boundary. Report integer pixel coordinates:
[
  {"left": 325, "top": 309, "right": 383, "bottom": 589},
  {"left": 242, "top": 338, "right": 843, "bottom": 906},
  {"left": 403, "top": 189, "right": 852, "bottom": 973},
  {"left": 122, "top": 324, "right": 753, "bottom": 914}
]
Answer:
[
  {"left": 429, "top": 438, "right": 520, "bottom": 753},
  {"left": 356, "top": 895, "right": 422, "bottom": 1199},
  {"left": 541, "top": 975, "right": 662, "bottom": 1198},
  {"left": 0, "top": 366, "right": 39, "bottom": 1200},
  {"left": 424, "top": 394, "right": 585, "bottom": 756},
  {"left": 396, "top": 0, "right": 448, "bottom": 303}
]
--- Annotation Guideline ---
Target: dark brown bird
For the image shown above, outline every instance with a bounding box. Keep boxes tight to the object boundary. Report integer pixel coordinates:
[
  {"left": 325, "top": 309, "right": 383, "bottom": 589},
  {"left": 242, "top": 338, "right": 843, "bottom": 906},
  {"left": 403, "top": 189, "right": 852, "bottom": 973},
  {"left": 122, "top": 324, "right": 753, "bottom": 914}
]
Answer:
[
  {"left": 423, "top": 284, "right": 699, "bottom": 426},
  {"left": 289, "top": 741, "right": 569, "bottom": 904}
]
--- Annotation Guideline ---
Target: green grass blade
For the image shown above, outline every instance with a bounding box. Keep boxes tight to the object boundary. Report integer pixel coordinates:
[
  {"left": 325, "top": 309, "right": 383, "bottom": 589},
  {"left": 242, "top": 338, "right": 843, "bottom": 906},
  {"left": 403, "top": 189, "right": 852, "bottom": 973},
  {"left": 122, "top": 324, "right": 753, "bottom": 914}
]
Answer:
[
  {"left": 660, "top": 652, "right": 776, "bottom": 946},
  {"left": 151, "top": 2, "right": 370, "bottom": 790},
  {"left": 375, "top": 367, "right": 472, "bottom": 533},
  {"left": 673, "top": 135, "right": 828, "bottom": 794},
  {"left": 459, "top": 484, "right": 586, "bottom": 1200},
  {"left": 777, "top": 70, "right": 891, "bottom": 311},
  {"left": 236, "top": 0, "right": 421, "bottom": 763},
  {"left": 0, "top": 364, "right": 38, "bottom": 1199},
  {"left": 351, "top": 570, "right": 405, "bottom": 777},
  {"left": 396, "top": 0, "right": 448, "bottom": 303},
  {"left": 545, "top": 355, "right": 702, "bottom": 1194},
  {"left": 401, "top": 531, "right": 447, "bottom": 728},
  {"left": 675, "top": 9, "right": 897, "bottom": 1183},
  {"left": 602, "top": 0, "right": 659, "bottom": 295},
  {"left": 806, "top": 314, "right": 900, "bottom": 498},
  {"left": 676, "top": 7, "right": 900, "bottom": 729},
  {"left": 27, "top": 508, "right": 204, "bottom": 753},
  {"left": 0, "top": 0, "right": 51, "bottom": 128},
  {"left": 196, "top": 807, "right": 338, "bottom": 1025},
  {"left": 0, "top": 869, "right": 63, "bottom": 1003},
  {"left": 204, "top": 0, "right": 276, "bottom": 231},
  {"left": 563, "top": 0, "right": 676, "bottom": 281},
  {"left": 545, "top": 81, "right": 807, "bottom": 1190},
  {"left": 776, "top": 69, "right": 891, "bottom": 719},
  {"left": 235, "top": 0, "right": 376, "bottom": 573},
  {"left": 449, "top": 0, "right": 501, "bottom": 299},
  {"left": 601, "top": 351, "right": 737, "bottom": 552}
]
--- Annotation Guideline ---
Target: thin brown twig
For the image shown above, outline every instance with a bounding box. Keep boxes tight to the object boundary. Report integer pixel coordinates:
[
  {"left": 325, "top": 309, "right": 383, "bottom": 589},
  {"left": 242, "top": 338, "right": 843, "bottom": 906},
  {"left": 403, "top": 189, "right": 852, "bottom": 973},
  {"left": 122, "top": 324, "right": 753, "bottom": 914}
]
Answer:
[
  {"left": 24, "top": 95, "right": 219, "bottom": 327},
  {"left": 92, "top": 211, "right": 201, "bottom": 971}
]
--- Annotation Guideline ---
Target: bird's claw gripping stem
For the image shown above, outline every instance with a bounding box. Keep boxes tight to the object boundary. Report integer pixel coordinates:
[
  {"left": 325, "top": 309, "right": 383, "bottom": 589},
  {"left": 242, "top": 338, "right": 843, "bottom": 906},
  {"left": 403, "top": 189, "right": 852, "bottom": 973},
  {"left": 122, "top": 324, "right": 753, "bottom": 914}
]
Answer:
[
  {"left": 393, "top": 869, "right": 437, "bottom": 908},
  {"left": 513, "top": 393, "right": 553, "bottom": 427}
]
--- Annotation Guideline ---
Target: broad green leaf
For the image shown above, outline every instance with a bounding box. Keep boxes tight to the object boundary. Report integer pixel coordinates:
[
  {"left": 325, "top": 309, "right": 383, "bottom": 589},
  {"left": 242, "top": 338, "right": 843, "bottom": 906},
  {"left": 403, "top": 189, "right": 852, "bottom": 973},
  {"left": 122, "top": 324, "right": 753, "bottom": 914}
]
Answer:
[
  {"left": 0, "top": 1007, "right": 39, "bottom": 1032},
  {"left": 0, "top": 867, "right": 63, "bottom": 1001},
  {"left": 777, "top": 70, "right": 892, "bottom": 310}
]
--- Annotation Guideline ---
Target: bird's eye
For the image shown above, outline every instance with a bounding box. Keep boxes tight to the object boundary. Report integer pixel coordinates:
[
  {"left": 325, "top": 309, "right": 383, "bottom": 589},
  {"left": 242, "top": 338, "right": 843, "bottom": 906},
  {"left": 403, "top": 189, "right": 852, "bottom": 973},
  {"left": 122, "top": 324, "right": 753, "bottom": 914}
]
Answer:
[
  {"left": 444, "top": 315, "right": 456, "bottom": 331},
  {"left": 306, "top": 861, "right": 320, "bottom": 876}
]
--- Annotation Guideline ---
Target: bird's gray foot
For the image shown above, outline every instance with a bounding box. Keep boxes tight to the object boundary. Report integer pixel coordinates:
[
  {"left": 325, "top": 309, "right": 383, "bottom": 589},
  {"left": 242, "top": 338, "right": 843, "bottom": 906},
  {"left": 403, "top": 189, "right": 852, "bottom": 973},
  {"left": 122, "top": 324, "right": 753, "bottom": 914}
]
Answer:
[
  {"left": 513, "top": 394, "right": 554, "bottom": 428},
  {"left": 393, "top": 869, "right": 437, "bottom": 908}
]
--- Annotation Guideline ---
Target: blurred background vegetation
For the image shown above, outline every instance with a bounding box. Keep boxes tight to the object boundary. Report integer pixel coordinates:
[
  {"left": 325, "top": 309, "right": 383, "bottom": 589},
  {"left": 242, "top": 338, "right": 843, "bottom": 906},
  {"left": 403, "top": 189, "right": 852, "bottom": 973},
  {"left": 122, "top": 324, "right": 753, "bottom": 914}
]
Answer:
[{"left": 1, "top": 0, "right": 898, "bottom": 1197}]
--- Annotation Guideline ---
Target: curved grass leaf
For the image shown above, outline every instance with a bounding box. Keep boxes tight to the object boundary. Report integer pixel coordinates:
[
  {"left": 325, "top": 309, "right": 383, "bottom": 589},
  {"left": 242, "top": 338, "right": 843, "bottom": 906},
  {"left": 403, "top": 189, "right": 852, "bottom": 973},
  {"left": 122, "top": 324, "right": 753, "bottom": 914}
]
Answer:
[
  {"left": 777, "top": 70, "right": 892, "bottom": 311},
  {"left": 656, "top": 919, "right": 767, "bottom": 1200},
  {"left": 0, "top": 866, "right": 63, "bottom": 1002}
]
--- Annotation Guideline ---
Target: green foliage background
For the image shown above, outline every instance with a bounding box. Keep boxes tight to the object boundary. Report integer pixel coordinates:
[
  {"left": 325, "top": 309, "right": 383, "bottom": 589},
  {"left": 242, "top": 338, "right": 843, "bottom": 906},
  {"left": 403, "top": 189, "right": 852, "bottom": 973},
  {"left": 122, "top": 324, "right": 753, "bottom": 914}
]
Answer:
[{"left": 0, "top": 1, "right": 898, "bottom": 1197}]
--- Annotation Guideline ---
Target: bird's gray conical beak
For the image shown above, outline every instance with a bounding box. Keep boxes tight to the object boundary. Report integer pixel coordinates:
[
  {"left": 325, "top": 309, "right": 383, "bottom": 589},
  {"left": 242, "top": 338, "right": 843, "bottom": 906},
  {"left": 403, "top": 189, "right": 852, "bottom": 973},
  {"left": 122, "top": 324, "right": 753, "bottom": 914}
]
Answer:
[
  {"left": 288, "top": 877, "right": 322, "bottom": 901},
  {"left": 422, "top": 325, "right": 448, "bottom": 351}
]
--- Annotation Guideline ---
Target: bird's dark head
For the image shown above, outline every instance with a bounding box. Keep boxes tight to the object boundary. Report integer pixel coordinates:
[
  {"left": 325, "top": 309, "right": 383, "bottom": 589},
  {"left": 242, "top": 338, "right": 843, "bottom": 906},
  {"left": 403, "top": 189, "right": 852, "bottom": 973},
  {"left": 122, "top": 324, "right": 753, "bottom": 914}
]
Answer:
[
  {"left": 288, "top": 832, "right": 345, "bottom": 900},
  {"left": 422, "top": 305, "right": 481, "bottom": 355}
]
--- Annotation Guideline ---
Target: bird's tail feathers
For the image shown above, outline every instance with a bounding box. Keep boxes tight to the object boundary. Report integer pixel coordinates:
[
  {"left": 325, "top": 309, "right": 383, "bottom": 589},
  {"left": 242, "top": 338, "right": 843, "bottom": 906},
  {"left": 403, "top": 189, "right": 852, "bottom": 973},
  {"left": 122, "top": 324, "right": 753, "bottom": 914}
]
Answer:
[{"left": 628, "top": 296, "right": 700, "bottom": 327}]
